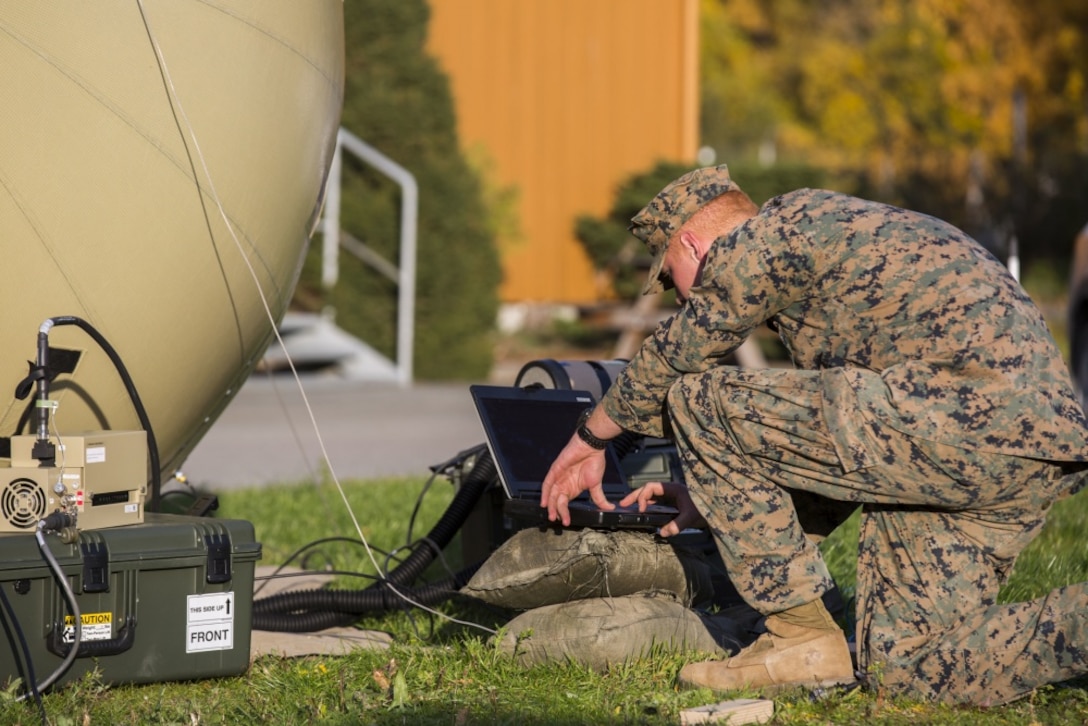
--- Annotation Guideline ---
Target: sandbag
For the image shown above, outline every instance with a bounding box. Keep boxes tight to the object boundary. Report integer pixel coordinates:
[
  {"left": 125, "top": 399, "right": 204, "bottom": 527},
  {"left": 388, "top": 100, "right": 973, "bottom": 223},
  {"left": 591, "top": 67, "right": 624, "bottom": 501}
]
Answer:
[
  {"left": 496, "top": 594, "right": 759, "bottom": 670},
  {"left": 462, "top": 527, "right": 714, "bottom": 609}
]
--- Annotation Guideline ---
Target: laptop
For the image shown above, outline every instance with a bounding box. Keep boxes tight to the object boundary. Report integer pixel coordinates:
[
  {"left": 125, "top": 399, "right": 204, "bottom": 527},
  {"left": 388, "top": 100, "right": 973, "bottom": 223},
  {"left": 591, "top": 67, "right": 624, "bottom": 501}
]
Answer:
[{"left": 469, "top": 384, "right": 679, "bottom": 530}]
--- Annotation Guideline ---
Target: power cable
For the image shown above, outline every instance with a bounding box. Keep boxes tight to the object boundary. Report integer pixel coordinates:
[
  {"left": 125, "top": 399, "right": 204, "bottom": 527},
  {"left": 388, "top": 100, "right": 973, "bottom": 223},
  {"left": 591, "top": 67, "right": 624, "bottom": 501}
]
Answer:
[
  {"left": 0, "top": 585, "right": 45, "bottom": 724},
  {"left": 252, "top": 447, "right": 497, "bottom": 631},
  {"left": 14, "top": 316, "right": 163, "bottom": 509},
  {"left": 13, "top": 522, "right": 82, "bottom": 700},
  {"left": 253, "top": 536, "right": 405, "bottom": 598}
]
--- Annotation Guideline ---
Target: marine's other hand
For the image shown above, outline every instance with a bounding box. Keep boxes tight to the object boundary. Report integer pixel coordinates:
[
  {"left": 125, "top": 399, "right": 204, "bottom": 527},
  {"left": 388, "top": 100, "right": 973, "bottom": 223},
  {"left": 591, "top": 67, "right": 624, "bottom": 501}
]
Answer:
[{"left": 619, "top": 481, "right": 706, "bottom": 537}]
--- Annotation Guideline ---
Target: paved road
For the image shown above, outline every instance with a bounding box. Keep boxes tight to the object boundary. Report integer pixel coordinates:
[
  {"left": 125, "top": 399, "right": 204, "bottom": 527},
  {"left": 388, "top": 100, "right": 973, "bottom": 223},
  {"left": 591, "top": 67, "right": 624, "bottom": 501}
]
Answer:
[{"left": 179, "top": 376, "right": 490, "bottom": 490}]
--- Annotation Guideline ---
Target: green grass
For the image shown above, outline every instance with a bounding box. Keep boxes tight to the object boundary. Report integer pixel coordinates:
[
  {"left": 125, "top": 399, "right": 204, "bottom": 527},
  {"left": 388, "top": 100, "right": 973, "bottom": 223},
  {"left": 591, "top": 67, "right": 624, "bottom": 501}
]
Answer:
[{"left": 5, "top": 478, "right": 1088, "bottom": 724}]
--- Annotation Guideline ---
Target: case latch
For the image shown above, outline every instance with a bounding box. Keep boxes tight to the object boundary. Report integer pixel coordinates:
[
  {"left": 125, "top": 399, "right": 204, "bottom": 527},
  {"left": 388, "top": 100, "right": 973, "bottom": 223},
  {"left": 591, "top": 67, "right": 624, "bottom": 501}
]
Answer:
[
  {"left": 80, "top": 541, "right": 110, "bottom": 593},
  {"left": 204, "top": 533, "right": 232, "bottom": 584}
]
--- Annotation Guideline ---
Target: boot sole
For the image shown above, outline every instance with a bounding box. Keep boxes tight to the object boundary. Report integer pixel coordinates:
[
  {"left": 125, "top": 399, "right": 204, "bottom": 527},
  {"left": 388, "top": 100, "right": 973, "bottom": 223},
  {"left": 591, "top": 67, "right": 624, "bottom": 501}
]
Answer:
[
  {"left": 681, "top": 675, "right": 857, "bottom": 696},
  {"left": 758, "top": 676, "right": 858, "bottom": 696}
]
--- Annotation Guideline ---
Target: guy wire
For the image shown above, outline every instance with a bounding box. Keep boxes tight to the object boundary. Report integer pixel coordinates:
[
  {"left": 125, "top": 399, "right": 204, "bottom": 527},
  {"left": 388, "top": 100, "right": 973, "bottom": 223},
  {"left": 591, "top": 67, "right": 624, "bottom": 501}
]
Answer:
[{"left": 135, "top": 0, "right": 495, "bottom": 636}]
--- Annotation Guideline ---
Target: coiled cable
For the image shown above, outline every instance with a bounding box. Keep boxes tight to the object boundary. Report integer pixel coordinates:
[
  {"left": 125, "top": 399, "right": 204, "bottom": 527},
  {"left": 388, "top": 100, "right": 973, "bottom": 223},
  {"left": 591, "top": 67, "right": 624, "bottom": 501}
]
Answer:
[{"left": 252, "top": 446, "right": 496, "bottom": 631}]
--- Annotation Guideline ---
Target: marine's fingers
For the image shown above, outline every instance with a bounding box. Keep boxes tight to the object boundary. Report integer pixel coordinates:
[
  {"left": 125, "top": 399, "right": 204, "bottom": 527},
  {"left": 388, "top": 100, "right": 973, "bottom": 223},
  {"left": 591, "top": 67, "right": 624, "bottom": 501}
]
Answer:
[{"left": 588, "top": 485, "right": 615, "bottom": 511}]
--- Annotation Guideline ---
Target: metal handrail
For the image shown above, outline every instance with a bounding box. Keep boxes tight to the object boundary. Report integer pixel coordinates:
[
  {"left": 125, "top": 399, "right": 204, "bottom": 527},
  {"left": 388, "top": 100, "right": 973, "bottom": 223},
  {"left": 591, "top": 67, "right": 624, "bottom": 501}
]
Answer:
[{"left": 320, "top": 127, "right": 417, "bottom": 385}]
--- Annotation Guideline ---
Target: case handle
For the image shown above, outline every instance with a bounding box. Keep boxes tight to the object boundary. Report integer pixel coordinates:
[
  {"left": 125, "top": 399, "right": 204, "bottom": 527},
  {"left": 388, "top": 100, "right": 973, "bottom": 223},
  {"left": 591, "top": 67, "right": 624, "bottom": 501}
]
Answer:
[{"left": 47, "top": 615, "right": 136, "bottom": 658}]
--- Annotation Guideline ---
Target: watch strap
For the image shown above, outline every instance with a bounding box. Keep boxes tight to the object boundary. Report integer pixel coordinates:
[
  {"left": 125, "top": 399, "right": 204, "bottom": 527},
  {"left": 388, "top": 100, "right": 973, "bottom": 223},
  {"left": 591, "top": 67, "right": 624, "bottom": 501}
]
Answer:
[{"left": 575, "top": 408, "right": 609, "bottom": 450}]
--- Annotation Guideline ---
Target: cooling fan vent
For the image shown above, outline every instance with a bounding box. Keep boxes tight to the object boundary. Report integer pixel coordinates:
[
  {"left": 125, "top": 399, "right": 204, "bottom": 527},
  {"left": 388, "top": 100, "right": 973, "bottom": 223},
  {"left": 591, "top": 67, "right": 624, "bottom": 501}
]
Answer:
[{"left": 1, "top": 478, "right": 47, "bottom": 529}]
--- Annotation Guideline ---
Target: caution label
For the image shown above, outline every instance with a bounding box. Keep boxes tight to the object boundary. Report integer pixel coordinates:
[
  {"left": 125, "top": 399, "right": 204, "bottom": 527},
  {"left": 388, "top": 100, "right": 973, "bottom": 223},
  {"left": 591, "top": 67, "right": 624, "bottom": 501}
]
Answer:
[
  {"left": 186, "top": 592, "right": 235, "bottom": 653},
  {"left": 62, "top": 611, "right": 112, "bottom": 643}
]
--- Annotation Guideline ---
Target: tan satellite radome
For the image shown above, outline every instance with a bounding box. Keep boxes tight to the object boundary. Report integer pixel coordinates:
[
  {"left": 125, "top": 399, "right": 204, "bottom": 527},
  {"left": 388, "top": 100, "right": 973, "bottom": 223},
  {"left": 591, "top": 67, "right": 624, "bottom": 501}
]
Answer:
[{"left": 0, "top": 2, "right": 345, "bottom": 495}]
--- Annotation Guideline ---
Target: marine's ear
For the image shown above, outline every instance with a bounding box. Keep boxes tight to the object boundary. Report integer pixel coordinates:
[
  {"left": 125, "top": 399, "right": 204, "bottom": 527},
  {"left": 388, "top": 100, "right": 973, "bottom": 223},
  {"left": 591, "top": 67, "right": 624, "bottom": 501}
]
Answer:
[{"left": 677, "top": 229, "right": 712, "bottom": 261}]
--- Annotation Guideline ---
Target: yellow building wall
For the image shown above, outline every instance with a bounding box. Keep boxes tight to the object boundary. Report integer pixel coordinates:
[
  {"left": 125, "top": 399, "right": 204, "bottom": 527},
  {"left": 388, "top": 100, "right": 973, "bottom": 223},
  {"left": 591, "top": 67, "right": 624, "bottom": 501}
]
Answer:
[{"left": 426, "top": 0, "right": 699, "bottom": 303}]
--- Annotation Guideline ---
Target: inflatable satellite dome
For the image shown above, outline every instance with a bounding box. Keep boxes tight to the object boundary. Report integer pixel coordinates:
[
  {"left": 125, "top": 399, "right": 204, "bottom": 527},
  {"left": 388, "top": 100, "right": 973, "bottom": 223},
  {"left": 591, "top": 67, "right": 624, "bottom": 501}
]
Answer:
[{"left": 0, "top": 2, "right": 345, "bottom": 493}]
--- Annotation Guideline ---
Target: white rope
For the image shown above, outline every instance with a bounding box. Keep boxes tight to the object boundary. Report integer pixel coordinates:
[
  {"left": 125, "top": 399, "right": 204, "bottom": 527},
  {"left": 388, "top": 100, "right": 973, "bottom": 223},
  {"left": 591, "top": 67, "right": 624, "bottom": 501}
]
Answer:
[{"left": 134, "top": 0, "right": 493, "bottom": 635}]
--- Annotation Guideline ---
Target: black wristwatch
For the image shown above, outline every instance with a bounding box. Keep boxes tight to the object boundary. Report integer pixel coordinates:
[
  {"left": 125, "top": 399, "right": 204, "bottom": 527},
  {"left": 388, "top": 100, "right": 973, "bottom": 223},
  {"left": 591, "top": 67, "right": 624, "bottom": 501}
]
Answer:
[{"left": 576, "top": 408, "right": 609, "bottom": 450}]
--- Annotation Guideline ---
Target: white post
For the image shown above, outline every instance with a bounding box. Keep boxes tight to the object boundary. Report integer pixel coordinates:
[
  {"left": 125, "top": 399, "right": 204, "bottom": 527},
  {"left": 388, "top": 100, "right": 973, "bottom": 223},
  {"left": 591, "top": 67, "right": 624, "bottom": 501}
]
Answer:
[{"left": 321, "top": 138, "right": 343, "bottom": 293}]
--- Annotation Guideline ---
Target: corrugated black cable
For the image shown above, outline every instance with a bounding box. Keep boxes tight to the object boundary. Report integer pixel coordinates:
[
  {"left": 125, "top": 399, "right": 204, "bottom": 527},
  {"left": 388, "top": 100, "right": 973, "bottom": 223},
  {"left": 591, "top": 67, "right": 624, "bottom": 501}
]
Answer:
[{"left": 252, "top": 446, "right": 495, "bottom": 630}]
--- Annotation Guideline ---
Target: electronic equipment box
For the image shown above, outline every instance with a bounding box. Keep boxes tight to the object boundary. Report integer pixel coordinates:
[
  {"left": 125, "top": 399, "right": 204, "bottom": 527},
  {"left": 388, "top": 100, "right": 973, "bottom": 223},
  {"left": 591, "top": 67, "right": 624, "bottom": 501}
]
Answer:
[
  {"left": 2, "top": 431, "right": 147, "bottom": 532},
  {"left": 0, "top": 513, "right": 260, "bottom": 690}
]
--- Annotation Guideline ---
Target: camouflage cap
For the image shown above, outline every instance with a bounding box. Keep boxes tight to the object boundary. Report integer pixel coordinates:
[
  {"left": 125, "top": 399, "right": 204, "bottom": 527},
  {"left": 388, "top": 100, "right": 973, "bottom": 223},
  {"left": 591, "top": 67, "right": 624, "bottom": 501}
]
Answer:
[{"left": 628, "top": 164, "right": 737, "bottom": 295}]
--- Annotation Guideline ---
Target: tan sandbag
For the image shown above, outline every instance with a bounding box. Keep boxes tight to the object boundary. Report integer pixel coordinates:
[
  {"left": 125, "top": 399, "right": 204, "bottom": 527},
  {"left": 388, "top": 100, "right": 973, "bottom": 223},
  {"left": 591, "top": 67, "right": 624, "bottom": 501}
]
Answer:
[
  {"left": 462, "top": 527, "right": 714, "bottom": 609},
  {"left": 496, "top": 594, "right": 757, "bottom": 670}
]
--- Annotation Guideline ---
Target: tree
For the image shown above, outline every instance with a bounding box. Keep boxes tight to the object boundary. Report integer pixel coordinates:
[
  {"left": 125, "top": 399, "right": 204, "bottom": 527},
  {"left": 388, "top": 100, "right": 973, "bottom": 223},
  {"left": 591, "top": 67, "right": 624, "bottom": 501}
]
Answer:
[
  {"left": 700, "top": 0, "right": 1088, "bottom": 268},
  {"left": 296, "top": 0, "right": 502, "bottom": 380},
  {"left": 575, "top": 161, "right": 696, "bottom": 300}
]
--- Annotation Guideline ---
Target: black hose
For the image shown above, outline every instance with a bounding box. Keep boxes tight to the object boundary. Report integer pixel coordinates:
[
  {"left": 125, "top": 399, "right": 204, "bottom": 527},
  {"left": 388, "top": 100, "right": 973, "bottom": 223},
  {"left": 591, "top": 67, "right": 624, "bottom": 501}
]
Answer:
[
  {"left": 41, "top": 316, "right": 162, "bottom": 510},
  {"left": 252, "top": 562, "right": 483, "bottom": 632},
  {"left": 379, "top": 450, "right": 495, "bottom": 588},
  {"left": 0, "top": 585, "right": 43, "bottom": 719},
  {"left": 252, "top": 448, "right": 497, "bottom": 630},
  {"left": 253, "top": 608, "right": 356, "bottom": 632}
]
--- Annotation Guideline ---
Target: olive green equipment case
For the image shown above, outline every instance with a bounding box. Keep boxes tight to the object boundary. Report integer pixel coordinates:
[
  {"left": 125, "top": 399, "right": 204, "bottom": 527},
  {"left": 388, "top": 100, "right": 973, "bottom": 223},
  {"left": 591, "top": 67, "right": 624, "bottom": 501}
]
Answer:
[{"left": 0, "top": 513, "right": 261, "bottom": 690}]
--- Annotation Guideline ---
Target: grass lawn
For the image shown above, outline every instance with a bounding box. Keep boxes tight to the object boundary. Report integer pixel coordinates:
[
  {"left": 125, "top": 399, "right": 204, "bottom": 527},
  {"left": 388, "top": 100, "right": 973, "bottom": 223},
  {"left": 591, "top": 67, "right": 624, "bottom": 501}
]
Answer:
[{"left": 5, "top": 475, "right": 1088, "bottom": 725}]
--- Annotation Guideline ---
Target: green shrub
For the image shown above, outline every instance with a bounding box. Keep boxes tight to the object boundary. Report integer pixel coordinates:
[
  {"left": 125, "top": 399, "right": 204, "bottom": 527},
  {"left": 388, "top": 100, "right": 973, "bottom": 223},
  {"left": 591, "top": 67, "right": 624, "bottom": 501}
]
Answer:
[
  {"left": 574, "top": 160, "right": 695, "bottom": 300},
  {"left": 297, "top": 0, "right": 501, "bottom": 380}
]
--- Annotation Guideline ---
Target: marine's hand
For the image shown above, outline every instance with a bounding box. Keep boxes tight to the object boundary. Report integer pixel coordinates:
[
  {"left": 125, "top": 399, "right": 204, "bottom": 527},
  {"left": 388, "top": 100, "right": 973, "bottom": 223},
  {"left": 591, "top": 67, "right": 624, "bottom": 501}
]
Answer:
[
  {"left": 619, "top": 481, "right": 706, "bottom": 537},
  {"left": 540, "top": 436, "right": 612, "bottom": 526}
]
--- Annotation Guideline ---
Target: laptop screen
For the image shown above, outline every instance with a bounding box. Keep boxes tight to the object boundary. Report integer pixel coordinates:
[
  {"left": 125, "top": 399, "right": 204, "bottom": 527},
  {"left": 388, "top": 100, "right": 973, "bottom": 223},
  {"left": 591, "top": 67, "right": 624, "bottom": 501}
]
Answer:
[{"left": 470, "top": 385, "right": 629, "bottom": 498}]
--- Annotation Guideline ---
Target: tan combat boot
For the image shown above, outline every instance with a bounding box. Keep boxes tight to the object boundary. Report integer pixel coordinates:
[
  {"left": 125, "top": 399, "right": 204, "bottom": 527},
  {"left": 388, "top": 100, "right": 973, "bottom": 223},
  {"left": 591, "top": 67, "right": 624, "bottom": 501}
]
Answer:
[{"left": 679, "top": 602, "right": 855, "bottom": 694}]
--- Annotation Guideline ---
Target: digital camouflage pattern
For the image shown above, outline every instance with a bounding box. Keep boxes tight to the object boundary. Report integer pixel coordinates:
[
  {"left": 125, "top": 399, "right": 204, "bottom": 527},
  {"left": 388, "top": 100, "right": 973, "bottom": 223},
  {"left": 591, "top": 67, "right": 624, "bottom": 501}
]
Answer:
[
  {"left": 606, "top": 186, "right": 1088, "bottom": 459},
  {"left": 665, "top": 367, "right": 1082, "bottom": 704},
  {"left": 600, "top": 179, "right": 1088, "bottom": 704}
]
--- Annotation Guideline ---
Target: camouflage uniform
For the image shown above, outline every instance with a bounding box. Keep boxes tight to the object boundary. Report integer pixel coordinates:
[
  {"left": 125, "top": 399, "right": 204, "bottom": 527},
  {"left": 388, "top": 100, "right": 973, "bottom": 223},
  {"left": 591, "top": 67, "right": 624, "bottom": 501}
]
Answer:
[{"left": 600, "top": 176, "right": 1088, "bottom": 704}]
